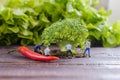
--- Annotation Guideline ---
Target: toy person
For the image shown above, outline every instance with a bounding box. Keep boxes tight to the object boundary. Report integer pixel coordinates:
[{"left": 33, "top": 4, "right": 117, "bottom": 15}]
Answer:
[
  {"left": 34, "top": 43, "right": 43, "bottom": 54},
  {"left": 75, "top": 46, "right": 82, "bottom": 54},
  {"left": 83, "top": 40, "right": 91, "bottom": 57},
  {"left": 44, "top": 46, "right": 51, "bottom": 56},
  {"left": 75, "top": 46, "right": 82, "bottom": 58},
  {"left": 65, "top": 43, "right": 73, "bottom": 58}
]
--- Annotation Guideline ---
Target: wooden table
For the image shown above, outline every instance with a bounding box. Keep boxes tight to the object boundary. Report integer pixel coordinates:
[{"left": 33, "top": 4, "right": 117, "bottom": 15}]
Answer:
[{"left": 0, "top": 46, "right": 120, "bottom": 80}]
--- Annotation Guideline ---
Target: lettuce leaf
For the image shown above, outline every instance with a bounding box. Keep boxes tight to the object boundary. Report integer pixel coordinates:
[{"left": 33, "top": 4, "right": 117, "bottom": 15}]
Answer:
[{"left": 0, "top": 0, "right": 119, "bottom": 47}]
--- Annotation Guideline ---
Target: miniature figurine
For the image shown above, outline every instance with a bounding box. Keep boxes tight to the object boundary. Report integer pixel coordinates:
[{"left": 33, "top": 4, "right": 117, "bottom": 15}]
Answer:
[
  {"left": 65, "top": 43, "right": 73, "bottom": 58},
  {"left": 75, "top": 46, "right": 82, "bottom": 58},
  {"left": 83, "top": 40, "right": 91, "bottom": 57},
  {"left": 34, "top": 43, "right": 43, "bottom": 54},
  {"left": 44, "top": 46, "right": 51, "bottom": 56}
]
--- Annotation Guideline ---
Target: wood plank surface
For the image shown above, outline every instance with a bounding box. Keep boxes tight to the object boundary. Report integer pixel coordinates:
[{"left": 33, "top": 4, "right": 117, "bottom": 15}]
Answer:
[{"left": 0, "top": 46, "right": 120, "bottom": 80}]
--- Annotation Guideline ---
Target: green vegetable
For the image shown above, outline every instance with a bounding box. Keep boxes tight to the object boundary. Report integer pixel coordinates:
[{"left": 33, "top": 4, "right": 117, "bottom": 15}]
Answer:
[
  {"left": 0, "top": 0, "right": 120, "bottom": 47},
  {"left": 41, "top": 18, "right": 88, "bottom": 48}
]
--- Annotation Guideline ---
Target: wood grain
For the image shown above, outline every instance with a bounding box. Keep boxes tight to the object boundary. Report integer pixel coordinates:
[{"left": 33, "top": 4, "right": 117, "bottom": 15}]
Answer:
[{"left": 0, "top": 46, "right": 120, "bottom": 80}]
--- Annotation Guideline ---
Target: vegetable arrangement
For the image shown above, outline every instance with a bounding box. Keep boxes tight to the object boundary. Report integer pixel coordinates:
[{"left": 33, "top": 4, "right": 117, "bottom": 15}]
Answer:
[
  {"left": 0, "top": 0, "right": 120, "bottom": 47},
  {"left": 18, "top": 46, "right": 59, "bottom": 61}
]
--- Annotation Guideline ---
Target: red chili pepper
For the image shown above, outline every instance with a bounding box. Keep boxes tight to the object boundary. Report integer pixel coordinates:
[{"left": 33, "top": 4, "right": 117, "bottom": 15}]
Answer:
[{"left": 18, "top": 46, "right": 59, "bottom": 61}]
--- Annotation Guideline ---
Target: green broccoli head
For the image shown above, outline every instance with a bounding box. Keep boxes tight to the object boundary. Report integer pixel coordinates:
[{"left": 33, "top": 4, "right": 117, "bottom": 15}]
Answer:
[{"left": 41, "top": 18, "right": 88, "bottom": 48}]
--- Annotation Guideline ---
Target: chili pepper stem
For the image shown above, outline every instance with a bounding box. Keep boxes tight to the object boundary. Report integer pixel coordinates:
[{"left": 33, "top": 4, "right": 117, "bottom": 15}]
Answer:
[{"left": 7, "top": 49, "right": 17, "bottom": 54}]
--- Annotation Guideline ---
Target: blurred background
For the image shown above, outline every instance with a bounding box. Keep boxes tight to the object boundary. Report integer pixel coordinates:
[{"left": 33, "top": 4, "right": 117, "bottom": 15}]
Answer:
[
  {"left": 0, "top": 0, "right": 119, "bottom": 24},
  {"left": 95, "top": 0, "right": 120, "bottom": 23},
  {"left": 0, "top": 0, "right": 120, "bottom": 47},
  {"left": 92, "top": 0, "right": 119, "bottom": 23},
  {"left": 108, "top": 0, "right": 120, "bottom": 23}
]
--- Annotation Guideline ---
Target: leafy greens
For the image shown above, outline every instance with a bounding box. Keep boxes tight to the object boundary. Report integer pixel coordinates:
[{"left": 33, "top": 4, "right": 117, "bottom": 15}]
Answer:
[{"left": 0, "top": 0, "right": 120, "bottom": 47}]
